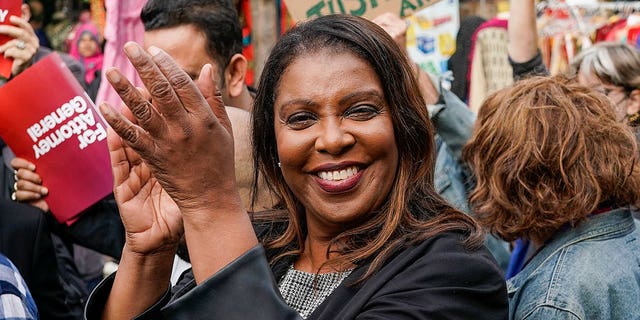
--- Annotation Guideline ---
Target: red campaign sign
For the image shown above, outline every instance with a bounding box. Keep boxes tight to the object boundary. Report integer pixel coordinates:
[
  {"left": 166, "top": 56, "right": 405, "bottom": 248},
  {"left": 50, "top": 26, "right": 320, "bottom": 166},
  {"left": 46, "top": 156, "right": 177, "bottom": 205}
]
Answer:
[
  {"left": 0, "top": 0, "right": 22, "bottom": 79},
  {"left": 0, "top": 53, "right": 113, "bottom": 224}
]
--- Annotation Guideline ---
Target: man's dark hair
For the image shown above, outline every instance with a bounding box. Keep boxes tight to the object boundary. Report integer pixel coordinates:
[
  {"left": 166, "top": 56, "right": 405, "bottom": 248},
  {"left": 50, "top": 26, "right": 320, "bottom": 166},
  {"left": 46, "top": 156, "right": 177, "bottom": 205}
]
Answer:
[{"left": 140, "top": 0, "right": 243, "bottom": 82}]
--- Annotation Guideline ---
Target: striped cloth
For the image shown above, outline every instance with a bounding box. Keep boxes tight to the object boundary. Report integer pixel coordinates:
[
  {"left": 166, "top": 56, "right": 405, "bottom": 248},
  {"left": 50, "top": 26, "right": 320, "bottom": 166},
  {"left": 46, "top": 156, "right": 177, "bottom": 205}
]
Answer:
[{"left": 0, "top": 254, "right": 38, "bottom": 319}]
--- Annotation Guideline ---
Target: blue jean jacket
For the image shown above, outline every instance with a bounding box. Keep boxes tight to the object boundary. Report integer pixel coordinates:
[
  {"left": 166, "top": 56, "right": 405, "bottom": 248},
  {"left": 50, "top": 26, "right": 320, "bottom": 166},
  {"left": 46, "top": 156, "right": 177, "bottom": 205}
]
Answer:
[
  {"left": 507, "top": 207, "right": 640, "bottom": 320},
  {"left": 432, "top": 89, "right": 510, "bottom": 271}
]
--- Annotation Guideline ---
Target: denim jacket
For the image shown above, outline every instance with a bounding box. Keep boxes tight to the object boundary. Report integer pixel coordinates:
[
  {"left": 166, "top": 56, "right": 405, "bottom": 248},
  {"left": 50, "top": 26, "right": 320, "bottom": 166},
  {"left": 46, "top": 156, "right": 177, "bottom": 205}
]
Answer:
[
  {"left": 431, "top": 89, "right": 510, "bottom": 270},
  {"left": 507, "top": 207, "right": 640, "bottom": 320},
  {"left": 431, "top": 88, "right": 475, "bottom": 213}
]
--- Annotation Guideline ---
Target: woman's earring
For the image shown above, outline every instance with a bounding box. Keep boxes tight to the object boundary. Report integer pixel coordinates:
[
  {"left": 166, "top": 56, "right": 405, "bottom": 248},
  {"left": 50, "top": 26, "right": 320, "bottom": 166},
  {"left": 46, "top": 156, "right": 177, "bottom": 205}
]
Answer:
[{"left": 277, "top": 162, "right": 281, "bottom": 168}]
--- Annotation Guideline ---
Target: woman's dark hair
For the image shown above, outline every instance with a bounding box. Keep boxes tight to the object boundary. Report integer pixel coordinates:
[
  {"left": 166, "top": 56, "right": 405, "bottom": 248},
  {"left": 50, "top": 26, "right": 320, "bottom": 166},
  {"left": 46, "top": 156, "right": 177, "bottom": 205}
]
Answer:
[{"left": 251, "top": 14, "right": 483, "bottom": 282}]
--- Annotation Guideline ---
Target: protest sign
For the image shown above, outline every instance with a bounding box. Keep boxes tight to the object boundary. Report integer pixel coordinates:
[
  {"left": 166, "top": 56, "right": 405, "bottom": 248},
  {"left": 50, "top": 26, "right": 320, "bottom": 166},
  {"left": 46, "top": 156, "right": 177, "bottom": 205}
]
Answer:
[
  {"left": 0, "top": 53, "right": 113, "bottom": 224},
  {"left": 406, "top": 0, "right": 459, "bottom": 76},
  {"left": 285, "top": 0, "right": 441, "bottom": 22},
  {"left": 0, "top": 0, "right": 22, "bottom": 79}
]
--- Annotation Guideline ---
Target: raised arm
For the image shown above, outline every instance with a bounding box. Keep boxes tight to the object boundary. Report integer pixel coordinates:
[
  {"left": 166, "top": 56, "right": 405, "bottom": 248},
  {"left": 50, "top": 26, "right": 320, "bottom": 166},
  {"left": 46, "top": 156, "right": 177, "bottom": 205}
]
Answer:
[
  {"left": 0, "top": 15, "right": 39, "bottom": 77},
  {"left": 97, "top": 42, "right": 258, "bottom": 317},
  {"left": 508, "top": 0, "right": 538, "bottom": 63},
  {"left": 372, "top": 12, "right": 439, "bottom": 105}
]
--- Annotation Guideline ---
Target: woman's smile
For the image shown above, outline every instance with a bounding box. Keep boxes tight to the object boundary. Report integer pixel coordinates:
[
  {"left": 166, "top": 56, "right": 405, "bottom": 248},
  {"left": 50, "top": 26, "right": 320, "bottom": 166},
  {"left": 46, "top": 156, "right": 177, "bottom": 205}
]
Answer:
[{"left": 313, "top": 164, "right": 363, "bottom": 193}]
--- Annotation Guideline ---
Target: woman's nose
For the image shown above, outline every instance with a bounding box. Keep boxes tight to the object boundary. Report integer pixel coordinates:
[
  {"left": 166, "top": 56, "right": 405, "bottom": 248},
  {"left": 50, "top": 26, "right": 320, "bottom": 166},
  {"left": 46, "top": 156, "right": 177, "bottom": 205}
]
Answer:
[{"left": 314, "top": 119, "right": 355, "bottom": 155}]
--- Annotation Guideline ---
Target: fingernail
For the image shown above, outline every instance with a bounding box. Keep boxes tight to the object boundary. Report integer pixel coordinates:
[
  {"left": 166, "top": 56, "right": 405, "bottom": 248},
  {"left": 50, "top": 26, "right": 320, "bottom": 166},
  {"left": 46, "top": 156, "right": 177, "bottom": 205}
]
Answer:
[
  {"left": 147, "top": 46, "right": 161, "bottom": 56},
  {"left": 199, "top": 63, "right": 211, "bottom": 81},
  {"left": 99, "top": 103, "right": 114, "bottom": 120},
  {"left": 106, "top": 69, "right": 120, "bottom": 83},
  {"left": 41, "top": 187, "right": 48, "bottom": 195},
  {"left": 124, "top": 43, "right": 141, "bottom": 58},
  {"left": 28, "top": 164, "right": 35, "bottom": 171}
]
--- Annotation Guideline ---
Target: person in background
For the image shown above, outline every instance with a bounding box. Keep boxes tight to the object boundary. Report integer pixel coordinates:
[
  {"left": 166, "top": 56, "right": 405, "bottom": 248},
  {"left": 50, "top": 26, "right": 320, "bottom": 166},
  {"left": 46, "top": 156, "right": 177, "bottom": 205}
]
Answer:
[
  {"left": 25, "top": 0, "right": 50, "bottom": 49},
  {"left": 0, "top": 197, "right": 75, "bottom": 319},
  {"left": 372, "top": 12, "right": 510, "bottom": 270},
  {"left": 463, "top": 75, "right": 640, "bottom": 320},
  {"left": 0, "top": 3, "right": 90, "bottom": 319},
  {"left": 569, "top": 43, "right": 640, "bottom": 126},
  {"left": 141, "top": 0, "right": 255, "bottom": 113},
  {"left": 11, "top": 0, "right": 273, "bottom": 286},
  {"left": 371, "top": 12, "right": 440, "bottom": 107},
  {"left": 69, "top": 22, "right": 103, "bottom": 101},
  {"left": 141, "top": 0, "right": 270, "bottom": 210},
  {"left": 85, "top": 14, "right": 508, "bottom": 319},
  {"left": 448, "top": 15, "right": 486, "bottom": 103},
  {"left": 13, "top": 0, "right": 272, "bottom": 219},
  {"left": 0, "top": 253, "right": 38, "bottom": 320},
  {"left": 509, "top": 0, "right": 640, "bottom": 220},
  {"left": 64, "top": 5, "right": 92, "bottom": 54},
  {"left": 509, "top": 0, "right": 640, "bottom": 121}
]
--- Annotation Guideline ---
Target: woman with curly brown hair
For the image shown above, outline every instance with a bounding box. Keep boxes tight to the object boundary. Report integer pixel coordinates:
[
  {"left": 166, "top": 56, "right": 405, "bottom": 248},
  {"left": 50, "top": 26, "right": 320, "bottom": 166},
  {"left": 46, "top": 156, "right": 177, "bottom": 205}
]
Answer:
[{"left": 464, "top": 75, "right": 640, "bottom": 320}]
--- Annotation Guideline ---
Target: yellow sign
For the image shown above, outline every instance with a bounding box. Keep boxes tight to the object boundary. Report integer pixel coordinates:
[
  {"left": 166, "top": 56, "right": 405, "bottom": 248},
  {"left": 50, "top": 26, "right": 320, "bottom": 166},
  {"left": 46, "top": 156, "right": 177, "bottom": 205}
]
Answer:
[{"left": 285, "top": 0, "right": 442, "bottom": 22}]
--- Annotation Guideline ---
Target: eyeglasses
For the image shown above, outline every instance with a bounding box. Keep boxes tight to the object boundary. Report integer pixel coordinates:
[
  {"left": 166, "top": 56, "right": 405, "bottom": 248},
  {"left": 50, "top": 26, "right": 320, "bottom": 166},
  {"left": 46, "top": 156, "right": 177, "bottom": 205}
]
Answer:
[{"left": 595, "top": 85, "right": 629, "bottom": 106}]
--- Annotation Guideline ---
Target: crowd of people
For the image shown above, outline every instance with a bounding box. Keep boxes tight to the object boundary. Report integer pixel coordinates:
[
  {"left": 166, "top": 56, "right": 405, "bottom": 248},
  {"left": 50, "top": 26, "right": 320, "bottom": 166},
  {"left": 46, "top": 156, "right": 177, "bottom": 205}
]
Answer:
[{"left": 0, "top": 0, "right": 639, "bottom": 319}]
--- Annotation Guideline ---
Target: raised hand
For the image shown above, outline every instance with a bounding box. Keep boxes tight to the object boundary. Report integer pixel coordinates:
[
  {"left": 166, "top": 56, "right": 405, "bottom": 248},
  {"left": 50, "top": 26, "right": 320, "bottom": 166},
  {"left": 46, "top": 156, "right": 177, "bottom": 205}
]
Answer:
[
  {"left": 100, "top": 42, "right": 258, "bottom": 287},
  {"left": 0, "top": 15, "right": 40, "bottom": 77},
  {"left": 107, "top": 112, "right": 183, "bottom": 255},
  {"left": 372, "top": 12, "right": 408, "bottom": 54},
  {"left": 100, "top": 43, "right": 240, "bottom": 216},
  {"left": 99, "top": 42, "right": 258, "bottom": 319},
  {"left": 372, "top": 12, "right": 439, "bottom": 105}
]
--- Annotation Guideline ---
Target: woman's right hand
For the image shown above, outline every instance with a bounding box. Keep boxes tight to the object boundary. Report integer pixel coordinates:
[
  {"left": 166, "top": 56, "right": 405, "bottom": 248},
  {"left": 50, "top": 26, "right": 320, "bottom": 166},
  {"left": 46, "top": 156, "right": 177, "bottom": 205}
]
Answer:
[
  {"left": 107, "top": 106, "right": 184, "bottom": 256},
  {"left": 10, "top": 157, "right": 49, "bottom": 212}
]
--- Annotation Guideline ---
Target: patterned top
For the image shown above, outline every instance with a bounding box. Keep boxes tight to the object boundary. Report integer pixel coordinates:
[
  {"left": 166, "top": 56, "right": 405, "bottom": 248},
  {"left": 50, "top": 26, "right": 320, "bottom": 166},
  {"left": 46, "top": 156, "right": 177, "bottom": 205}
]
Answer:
[
  {"left": 0, "top": 254, "right": 38, "bottom": 320},
  {"left": 278, "top": 265, "right": 352, "bottom": 319}
]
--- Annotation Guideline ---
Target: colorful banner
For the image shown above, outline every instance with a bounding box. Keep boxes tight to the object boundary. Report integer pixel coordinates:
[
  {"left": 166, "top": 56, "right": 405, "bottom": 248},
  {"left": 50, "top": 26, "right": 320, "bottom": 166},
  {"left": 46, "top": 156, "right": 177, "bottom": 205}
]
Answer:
[
  {"left": 406, "top": 0, "right": 459, "bottom": 77},
  {"left": 285, "top": 0, "right": 441, "bottom": 22},
  {"left": 0, "top": 0, "right": 22, "bottom": 79},
  {"left": 0, "top": 53, "right": 113, "bottom": 224}
]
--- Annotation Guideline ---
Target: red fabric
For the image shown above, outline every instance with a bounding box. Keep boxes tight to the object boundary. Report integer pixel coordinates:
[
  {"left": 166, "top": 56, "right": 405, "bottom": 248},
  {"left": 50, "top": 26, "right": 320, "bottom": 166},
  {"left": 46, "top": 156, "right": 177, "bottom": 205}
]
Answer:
[
  {"left": 628, "top": 26, "right": 640, "bottom": 47},
  {"left": 238, "top": 0, "right": 254, "bottom": 86},
  {"left": 596, "top": 19, "right": 627, "bottom": 42},
  {"left": 280, "top": 1, "right": 296, "bottom": 36},
  {"left": 605, "top": 20, "right": 629, "bottom": 42}
]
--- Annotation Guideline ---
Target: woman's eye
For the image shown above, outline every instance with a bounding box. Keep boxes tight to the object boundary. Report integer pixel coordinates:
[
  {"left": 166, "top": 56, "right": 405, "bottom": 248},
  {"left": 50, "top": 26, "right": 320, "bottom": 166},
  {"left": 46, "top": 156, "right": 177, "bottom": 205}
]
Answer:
[
  {"left": 344, "top": 105, "right": 380, "bottom": 120},
  {"left": 286, "top": 112, "right": 317, "bottom": 129}
]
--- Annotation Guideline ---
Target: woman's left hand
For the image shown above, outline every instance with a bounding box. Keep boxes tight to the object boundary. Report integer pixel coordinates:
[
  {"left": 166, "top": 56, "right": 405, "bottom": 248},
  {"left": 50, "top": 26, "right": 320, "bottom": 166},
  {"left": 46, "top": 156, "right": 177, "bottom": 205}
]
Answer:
[
  {"left": 100, "top": 42, "right": 240, "bottom": 220},
  {"left": 0, "top": 15, "right": 39, "bottom": 77},
  {"left": 101, "top": 42, "right": 257, "bottom": 284}
]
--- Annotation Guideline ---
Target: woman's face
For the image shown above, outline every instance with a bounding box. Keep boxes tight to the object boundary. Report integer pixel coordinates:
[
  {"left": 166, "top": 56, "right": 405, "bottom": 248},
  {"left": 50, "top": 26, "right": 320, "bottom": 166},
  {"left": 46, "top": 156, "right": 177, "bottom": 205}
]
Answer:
[
  {"left": 273, "top": 50, "right": 398, "bottom": 237},
  {"left": 78, "top": 33, "right": 98, "bottom": 58},
  {"left": 578, "top": 72, "right": 630, "bottom": 121}
]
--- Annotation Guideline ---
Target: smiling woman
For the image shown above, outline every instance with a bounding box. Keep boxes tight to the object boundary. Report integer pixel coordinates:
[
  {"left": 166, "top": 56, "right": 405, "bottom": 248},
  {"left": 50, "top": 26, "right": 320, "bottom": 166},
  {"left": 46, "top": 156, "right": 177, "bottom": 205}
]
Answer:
[
  {"left": 84, "top": 14, "right": 508, "bottom": 320},
  {"left": 272, "top": 51, "right": 398, "bottom": 242}
]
